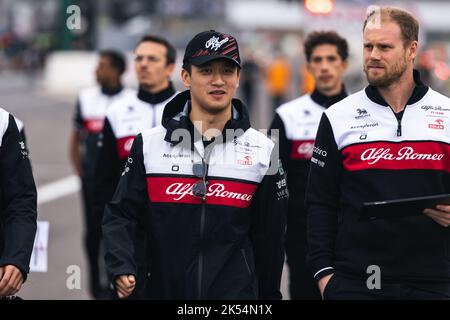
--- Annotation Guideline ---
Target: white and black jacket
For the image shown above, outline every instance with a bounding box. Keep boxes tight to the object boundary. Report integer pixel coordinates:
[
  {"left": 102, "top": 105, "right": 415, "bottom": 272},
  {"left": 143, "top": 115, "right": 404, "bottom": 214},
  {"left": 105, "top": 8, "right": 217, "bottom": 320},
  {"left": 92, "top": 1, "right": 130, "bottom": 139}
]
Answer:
[
  {"left": 0, "top": 109, "right": 37, "bottom": 280},
  {"left": 93, "top": 84, "right": 177, "bottom": 216},
  {"left": 270, "top": 89, "right": 347, "bottom": 235},
  {"left": 306, "top": 71, "right": 450, "bottom": 283},
  {"left": 102, "top": 90, "right": 288, "bottom": 299},
  {"left": 74, "top": 85, "right": 135, "bottom": 177}
]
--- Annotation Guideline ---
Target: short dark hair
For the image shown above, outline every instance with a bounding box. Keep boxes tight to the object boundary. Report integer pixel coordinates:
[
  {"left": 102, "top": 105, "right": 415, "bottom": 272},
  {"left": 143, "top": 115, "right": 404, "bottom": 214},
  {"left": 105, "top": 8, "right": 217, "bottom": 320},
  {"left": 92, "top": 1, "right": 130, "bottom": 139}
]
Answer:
[
  {"left": 136, "top": 35, "right": 176, "bottom": 65},
  {"left": 363, "top": 7, "right": 419, "bottom": 48},
  {"left": 99, "top": 50, "right": 126, "bottom": 75},
  {"left": 304, "top": 31, "right": 349, "bottom": 62}
]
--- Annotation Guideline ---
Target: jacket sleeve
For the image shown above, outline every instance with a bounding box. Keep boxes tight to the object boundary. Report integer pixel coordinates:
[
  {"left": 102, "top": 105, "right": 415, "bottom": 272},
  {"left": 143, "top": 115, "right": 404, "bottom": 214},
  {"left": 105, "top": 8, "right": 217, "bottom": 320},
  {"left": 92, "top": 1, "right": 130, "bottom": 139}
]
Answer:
[
  {"left": 102, "top": 134, "right": 149, "bottom": 280},
  {"left": 93, "top": 118, "right": 122, "bottom": 219},
  {"left": 0, "top": 115, "right": 37, "bottom": 279},
  {"left": 269, "top": 113, "right": 291, "bottom": 171},
  {"left": 249, "top": 149, "right": 288, "bottom": 300},
  {"left": 305, "top": 113, "right": 341, "bottom": 282},
  {"left": 19, "top": 127, "right": 27, "bottom": 147},
  {"left": 73, "top": 98, "right": 83, "bottom": 131}
]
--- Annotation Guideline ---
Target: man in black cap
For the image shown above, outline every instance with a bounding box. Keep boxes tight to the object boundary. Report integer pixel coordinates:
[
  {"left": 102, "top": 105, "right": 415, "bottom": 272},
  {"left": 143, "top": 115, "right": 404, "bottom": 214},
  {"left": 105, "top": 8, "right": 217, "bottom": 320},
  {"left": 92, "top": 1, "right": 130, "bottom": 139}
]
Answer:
[{"left": 102, "top": 30, "right": 288, "bottom": 299}]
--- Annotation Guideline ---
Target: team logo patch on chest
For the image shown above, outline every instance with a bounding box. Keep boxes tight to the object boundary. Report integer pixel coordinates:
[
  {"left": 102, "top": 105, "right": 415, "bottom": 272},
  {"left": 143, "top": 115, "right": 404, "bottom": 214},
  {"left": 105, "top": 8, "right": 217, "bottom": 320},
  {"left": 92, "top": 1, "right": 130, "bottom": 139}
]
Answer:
[
  {"left": 84, "top": 119, "right": 104, "bottom": 133},
  {"left": 116, "top": 136, "right": 135, "bottom": 159},
  {"left": 342, "top": 141, "right": 450, "bottom": 172},
  {"left": 290, "top": 140, "right": 315, "bottom": 160},
  {"left": 147, "top": 177, "right": 258, "bottom": 208}
]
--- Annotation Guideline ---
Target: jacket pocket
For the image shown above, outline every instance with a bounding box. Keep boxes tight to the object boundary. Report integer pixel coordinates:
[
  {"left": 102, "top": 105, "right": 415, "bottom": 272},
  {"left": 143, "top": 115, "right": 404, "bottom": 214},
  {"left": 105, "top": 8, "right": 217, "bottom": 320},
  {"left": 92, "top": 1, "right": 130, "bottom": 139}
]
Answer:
[{"left": 323, "top": 274, "right": 338, "bottom": 300}]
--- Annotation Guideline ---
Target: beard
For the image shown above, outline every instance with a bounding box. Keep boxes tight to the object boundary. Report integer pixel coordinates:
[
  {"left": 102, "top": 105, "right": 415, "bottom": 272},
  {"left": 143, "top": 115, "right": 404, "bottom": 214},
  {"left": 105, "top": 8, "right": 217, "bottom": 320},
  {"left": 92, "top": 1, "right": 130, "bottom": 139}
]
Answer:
[{"left": 364, "top": 56, "right": 408, "bottom": 87}]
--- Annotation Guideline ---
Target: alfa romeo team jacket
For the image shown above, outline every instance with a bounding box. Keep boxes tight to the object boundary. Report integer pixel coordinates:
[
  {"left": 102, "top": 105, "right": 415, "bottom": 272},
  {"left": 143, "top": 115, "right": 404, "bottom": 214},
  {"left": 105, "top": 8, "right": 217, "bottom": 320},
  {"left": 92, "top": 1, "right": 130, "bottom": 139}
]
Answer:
[
  {"left": 74, "top": 86, "right": 135, "bottom": 177},
  {"left": 94, "top": 84, "right": 177, "bottom": 293},
  {"left": 306, "top": 71, "right": 450, "bottom": 283},
  {"left": 0, "top": 108, "right": 37, "bottom": 280},
  {"left": 103, "top": 90, "right": 288, "bottom": 299},
  {"left": 270, "top": 89, "right": 347, "bottom": 235}
]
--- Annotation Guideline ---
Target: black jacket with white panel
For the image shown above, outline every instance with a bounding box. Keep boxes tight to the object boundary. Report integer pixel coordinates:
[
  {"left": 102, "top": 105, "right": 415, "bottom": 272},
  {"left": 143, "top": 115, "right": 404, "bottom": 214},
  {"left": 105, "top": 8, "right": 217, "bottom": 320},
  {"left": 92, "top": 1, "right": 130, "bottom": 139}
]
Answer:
[
  {"left": 93, "top": 84, "right": 177, "bottom": 294},
  {"left": 93, "top": 84, "right": 177, "bottom": 218},
  {"left": 102, "top": 90, "right": 288, "bottom": 299},
  {"left": 270, "top": 89, "right": 347, "bottom": 235},
  {"left": 0, "top": 108, "right": 37, "bottom": 280},
  {"left": 306, "top": 71, "right": 450, "bottom": 283},
  {"left": 74, "top": 86, "right": 135, "bottom": 177}
]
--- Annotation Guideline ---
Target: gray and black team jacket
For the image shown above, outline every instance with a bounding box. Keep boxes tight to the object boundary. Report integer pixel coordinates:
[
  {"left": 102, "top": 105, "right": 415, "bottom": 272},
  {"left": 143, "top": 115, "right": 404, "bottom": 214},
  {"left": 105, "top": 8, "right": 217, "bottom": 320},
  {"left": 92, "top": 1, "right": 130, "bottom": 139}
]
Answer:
[
  {"left": 270, "top": 89, "right": 347, "bottom": 236},
  {"left": 306, "top": 71, "right": 450, "bottom": 283},
  {"left": 0, "top": 108, "right": 37, "bottom": 280},
  {"left": 102, "top": 90, "right": 288, "bottom": 299}
]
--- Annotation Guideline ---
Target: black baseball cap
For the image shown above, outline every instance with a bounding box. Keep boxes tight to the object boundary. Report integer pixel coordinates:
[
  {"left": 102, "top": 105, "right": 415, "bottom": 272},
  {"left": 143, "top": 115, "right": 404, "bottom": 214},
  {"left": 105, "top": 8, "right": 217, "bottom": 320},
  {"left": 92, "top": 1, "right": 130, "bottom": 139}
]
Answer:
[{"left": 183, "top": 30, "right": 241, "bottom": 69}]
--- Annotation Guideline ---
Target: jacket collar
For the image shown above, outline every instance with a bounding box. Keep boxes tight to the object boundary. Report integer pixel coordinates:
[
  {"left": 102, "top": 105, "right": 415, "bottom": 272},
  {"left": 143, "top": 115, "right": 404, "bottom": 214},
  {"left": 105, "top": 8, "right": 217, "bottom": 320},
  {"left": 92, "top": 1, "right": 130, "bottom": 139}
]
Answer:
[
  {"left": 137, "top": 82, "right": 176, "bottom": 104},
  {"left": 101, "top": 84, "right": 123, "bottom": 96},
  {"left": 162, "top": 90, "right": 251, "bottom": 147},
  {"left": 310, "top": 85, "right": 348, "bottom": 108},
  {"left": 365, "top": 69, "right": 429, "bottom": 107}
]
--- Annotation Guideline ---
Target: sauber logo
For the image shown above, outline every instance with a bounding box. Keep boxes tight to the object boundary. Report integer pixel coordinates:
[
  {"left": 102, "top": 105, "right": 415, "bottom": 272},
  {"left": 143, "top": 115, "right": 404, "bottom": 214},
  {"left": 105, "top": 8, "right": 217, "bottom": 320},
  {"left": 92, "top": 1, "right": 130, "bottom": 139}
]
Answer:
[
  {"left": 297, "top": 142, "right": 314, "bottom": 156},
  {"left": 361, "top": 147, "right": 444, "bottom": 165},
  {"left": 166, "top": 183, "right": 253, "bottom": 202},
  {"left": 428, "top": 119, "right": 445, "bottom": 130},
  {"left": 237, "top": 156, "right": 253, "bottom": 165}
]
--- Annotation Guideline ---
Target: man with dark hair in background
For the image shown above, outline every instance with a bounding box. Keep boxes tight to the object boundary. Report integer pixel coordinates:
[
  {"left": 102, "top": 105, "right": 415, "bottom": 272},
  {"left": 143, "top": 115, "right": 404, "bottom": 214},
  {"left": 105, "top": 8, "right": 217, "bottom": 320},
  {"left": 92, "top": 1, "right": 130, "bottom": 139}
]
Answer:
[
  {"left": 270, "top": 31, "right": 349, "bottom": 300},
  {"left": 94, "top": 35, "right": 177, "bottom": 299},
  {"left": 69, "top": 49, "right": 133, "bottom": 299}
]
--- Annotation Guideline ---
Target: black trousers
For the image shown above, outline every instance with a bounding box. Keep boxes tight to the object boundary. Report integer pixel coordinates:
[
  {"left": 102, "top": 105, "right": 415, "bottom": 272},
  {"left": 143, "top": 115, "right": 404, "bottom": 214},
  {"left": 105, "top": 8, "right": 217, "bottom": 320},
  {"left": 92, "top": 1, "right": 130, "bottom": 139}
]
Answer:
[
  {"left": 81, "top": 176, "right": 105, "bottom": 297},
  {"left": 285, "top": 219, "right": 321, "bottom": 300},
  {"left": 324, "top": 274, "right": 450, "bottom": 300}
]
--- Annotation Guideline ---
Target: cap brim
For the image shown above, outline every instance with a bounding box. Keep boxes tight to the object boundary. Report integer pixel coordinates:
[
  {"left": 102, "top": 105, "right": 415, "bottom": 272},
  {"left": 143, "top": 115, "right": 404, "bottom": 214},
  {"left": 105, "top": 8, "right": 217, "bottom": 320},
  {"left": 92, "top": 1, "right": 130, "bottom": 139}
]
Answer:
[{"left": 189, "top": 55, "right": 241, "bottom": 68}]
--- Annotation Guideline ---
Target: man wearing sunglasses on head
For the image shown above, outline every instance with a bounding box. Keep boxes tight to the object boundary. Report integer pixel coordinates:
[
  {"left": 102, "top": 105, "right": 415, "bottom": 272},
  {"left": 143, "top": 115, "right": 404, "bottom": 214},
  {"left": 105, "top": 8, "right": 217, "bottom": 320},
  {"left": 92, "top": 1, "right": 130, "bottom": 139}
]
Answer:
[{"left": 102, "top": 30, "right": 288, "bottom": 300}]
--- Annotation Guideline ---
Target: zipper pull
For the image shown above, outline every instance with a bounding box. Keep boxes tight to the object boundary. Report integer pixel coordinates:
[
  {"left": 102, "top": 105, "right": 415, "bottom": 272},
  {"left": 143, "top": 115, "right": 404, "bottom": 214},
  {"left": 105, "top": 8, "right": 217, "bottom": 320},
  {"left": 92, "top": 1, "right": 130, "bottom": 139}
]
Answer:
[{"left": 397, "top": 119, "right": 402, "bottom": 136}]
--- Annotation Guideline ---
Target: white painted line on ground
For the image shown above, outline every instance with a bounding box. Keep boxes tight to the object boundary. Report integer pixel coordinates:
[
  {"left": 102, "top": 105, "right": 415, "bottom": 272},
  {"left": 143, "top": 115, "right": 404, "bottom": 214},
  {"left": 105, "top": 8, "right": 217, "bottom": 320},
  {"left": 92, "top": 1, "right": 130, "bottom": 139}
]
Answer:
[{"left": 37, "top": 175, "right": 80, "bottom": 205}]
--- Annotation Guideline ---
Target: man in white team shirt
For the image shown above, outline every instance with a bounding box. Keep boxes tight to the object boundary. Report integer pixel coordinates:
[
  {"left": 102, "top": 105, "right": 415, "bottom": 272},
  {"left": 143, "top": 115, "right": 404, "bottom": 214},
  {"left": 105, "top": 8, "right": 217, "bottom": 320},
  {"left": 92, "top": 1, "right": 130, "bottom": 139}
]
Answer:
[
  {"left": 270, "top": 31, "right": 349, "bottom": 300},
  {"left": 69, "top": 50, "right": 133, "bottom": 299},
  {"left": 94, "top": 35, "right": 178, "bottom": 299}
]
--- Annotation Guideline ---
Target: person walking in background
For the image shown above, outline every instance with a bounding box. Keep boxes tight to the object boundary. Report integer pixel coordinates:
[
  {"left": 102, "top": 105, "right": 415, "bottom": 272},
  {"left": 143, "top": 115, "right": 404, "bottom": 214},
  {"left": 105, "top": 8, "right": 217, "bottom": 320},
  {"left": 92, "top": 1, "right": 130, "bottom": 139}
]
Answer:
[
  {"left": 69, "top": 50, "right": 133, "bottom": 299},
  {"left": 94, "top": 35, "right": 177, "bottom": 299},
  {"left": 270, "top": 31, "right": 349, "bottom": 300},
  {"left": 240, "top": 51, "right": 260, "bottom": 113}
]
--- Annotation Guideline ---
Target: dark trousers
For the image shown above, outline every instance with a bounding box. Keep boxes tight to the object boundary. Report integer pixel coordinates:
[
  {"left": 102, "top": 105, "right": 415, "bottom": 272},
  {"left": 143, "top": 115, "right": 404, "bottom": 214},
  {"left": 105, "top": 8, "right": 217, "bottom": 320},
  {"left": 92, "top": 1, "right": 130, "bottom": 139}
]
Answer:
[
  {"left": 324, "top": 274, "right": 450, "bottom": 300},
  {"left": 285, "top": 221, "right": 321, "bottom": 300},
  {"left": 81, "top": 176, "right": 105, "bottom": 298}
]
